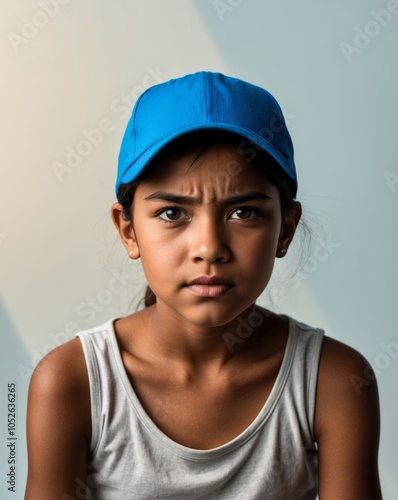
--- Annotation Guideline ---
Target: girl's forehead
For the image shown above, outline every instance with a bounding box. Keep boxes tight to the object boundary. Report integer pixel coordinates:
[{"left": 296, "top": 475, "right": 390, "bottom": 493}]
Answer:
[{"left": 138, "top": 142, "right": 273, "bottom": 191}]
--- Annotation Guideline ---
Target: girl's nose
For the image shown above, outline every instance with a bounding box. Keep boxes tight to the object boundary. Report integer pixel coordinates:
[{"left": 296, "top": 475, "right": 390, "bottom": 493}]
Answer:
[{"left": 189, "top": 216, "right": 231, "bottom": 264}]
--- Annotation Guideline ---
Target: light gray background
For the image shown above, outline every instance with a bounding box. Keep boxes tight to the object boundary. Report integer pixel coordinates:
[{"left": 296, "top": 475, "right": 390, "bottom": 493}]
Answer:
[{"left": 1, "top": 0, "right": 397, "bottom": 498}]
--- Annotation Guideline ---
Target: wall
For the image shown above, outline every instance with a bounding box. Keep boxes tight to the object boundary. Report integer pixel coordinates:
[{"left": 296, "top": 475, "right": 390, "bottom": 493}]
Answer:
[{"left": 1, "top": 0, "right": 397, "bottom": 497}]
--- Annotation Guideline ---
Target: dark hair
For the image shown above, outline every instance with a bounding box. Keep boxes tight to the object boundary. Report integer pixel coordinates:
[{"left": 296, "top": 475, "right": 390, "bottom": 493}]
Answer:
[{"left": 117, "top": 130, "right": 299, "bottom": 308}]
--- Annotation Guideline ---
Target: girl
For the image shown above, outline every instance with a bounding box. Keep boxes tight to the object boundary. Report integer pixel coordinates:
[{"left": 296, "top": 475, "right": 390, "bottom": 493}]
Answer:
[{"left": 25, "top": 72, "right": 382, "bottom": 499}]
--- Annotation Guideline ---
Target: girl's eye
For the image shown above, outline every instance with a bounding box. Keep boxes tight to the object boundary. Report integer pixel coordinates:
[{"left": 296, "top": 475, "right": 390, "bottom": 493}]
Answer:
[
  {"left": 157, "top": 207, "right": 187, "bottom": 222},
  {"left": 230, "top": 207, "right": 262, "bottom": 220}
]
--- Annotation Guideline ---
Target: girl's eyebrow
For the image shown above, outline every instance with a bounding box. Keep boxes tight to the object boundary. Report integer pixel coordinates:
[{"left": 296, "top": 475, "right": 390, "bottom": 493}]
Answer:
[{"left": 143, "top": 191, "right": 273, "bottom": 205}]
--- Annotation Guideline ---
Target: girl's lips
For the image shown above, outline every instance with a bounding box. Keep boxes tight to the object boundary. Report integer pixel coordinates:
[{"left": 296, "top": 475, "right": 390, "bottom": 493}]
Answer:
[
  {"left": 185, "top": 284, "right": 234, "bottom": 297},
  {"left": 186, "top": 275, "right": 234, "bottom": 286}
]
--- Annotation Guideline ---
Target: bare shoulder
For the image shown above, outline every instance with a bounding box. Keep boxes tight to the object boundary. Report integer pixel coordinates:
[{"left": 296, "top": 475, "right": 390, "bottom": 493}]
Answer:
[
  {"left": 314, "top": 335, "right": 382, "bottom": 499},
  {"left": 315, "top": 334, "right": 380, "bottom": 436},
  {"left": 28, "top": 336, "right": 91, "bottom": 442},
  {"left": 26, "top": 338, "right": 91, "bottom": 499},
  {"left": 29, "top": 337, "right": 89, "bottom": 407},
  {"left": 315, "top": 336, "right": 378, "bottom": 414}
]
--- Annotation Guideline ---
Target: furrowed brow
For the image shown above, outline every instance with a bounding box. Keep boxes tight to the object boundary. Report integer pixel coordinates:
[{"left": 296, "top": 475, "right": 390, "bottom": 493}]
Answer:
[
  {"left": 143, "top": 191, "right": 272, "bottom": 205},
  {"left": 223, "top": 192, "right": 273, "bottom": 204},
  {"left": 143, "top": 192, "right": 200, "bottom": 205}
]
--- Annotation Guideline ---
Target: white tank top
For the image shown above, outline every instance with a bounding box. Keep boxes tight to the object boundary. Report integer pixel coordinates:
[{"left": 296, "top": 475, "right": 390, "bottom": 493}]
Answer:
[{"left": 76, "top": 315, "right": 324, "bottom": 499}]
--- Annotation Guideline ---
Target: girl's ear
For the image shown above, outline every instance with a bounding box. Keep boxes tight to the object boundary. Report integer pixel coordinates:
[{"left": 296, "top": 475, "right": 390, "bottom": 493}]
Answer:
[
  {"left": 276, "top": 201, "right": 302, "bottom": 258},
  {"left": 111, "top": 202, "right": 140, "bottom": 259}
]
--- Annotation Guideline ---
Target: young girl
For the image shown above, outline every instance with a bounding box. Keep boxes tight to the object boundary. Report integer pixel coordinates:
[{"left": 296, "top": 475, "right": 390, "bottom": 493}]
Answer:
[{"left": 25, "top": 72, "right": 382, "bottom": 499}]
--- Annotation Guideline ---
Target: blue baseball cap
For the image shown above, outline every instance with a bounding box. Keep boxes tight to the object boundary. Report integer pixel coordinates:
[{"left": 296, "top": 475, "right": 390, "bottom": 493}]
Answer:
[{"left": 116, "top": 71, "right": 297, "bottom": 197}]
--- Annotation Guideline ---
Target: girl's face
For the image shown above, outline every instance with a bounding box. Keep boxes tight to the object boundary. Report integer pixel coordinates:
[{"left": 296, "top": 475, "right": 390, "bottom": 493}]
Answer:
[{"left": 115, "top": 143, "right": 300, "bottom": 328}]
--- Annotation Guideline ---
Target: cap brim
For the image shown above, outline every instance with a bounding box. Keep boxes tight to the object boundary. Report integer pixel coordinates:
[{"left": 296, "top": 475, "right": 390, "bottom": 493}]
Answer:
[{"left": 118, "top": 123, "right": 297, "bottom": 195}]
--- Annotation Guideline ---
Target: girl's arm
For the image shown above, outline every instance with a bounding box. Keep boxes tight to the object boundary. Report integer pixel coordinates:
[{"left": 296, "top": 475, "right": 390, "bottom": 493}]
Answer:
[
  {"left": 315, "top": 336, "right": 382, "bottom": 500},
  {"left": 25, "top": 338, "right": 91, "bottom": 500}
]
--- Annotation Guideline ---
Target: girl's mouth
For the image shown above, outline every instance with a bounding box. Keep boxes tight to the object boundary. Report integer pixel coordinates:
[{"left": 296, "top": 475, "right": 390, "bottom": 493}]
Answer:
[
  {"left": 185, "top": 283, "right": 234, "bottom": 297},
  {"left": 184, "top": 276, "right": 235, "bottom": 297}
]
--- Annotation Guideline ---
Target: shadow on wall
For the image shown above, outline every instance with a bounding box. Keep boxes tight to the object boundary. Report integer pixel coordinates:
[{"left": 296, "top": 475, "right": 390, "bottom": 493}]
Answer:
[{"left": 0, "top": 295, "right": 29, "bottom": 498}]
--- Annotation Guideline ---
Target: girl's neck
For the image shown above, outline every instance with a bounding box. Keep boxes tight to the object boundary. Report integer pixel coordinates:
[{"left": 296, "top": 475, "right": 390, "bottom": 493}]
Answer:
[{"left": 128, "top": 302, "right": 277, "bottom": 378}]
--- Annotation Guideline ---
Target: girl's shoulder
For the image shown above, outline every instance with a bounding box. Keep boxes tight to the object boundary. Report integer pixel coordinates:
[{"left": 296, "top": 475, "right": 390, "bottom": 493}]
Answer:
[
  {"left": 313, "top": 335, "right": 381, "bottom": 497},
  {"left": 317, "top": 334, "right": 376, "bottom": 401},
  {"left": 315, "top": 334, "right": 378, "bottom": 426},
  {"left": 28, "top": 337, "right": 91, "bottom": 441},
  {"left": 30, "top": 336, "right": 89, "bottom": 392},
  {"left": 26, "top": 339, "right": 92, "bottom": 496}
]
